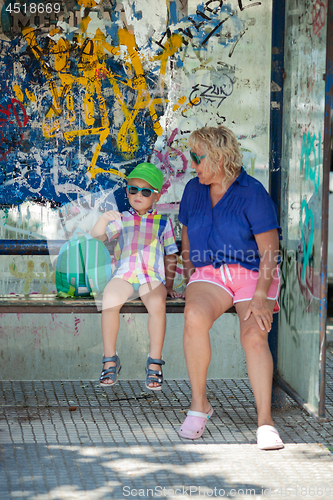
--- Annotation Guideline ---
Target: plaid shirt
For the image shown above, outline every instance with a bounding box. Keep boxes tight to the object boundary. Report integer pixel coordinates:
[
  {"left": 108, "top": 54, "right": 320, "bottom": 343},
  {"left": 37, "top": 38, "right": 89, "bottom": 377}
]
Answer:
[{"left": 105, "top": 207, "right": 178, "bottom": 284}]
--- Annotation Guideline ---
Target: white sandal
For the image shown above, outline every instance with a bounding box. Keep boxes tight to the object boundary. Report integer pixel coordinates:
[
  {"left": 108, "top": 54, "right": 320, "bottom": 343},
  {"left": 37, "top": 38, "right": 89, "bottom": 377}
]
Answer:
[{"left": 256, "top": 425, "right": 284, "bottom": 450}]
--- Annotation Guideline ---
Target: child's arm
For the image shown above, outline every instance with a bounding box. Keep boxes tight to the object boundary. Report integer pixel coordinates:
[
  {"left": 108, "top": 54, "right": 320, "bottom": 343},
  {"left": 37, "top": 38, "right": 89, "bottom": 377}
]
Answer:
[{"left": 91, "top": 210, "right": 122, "bottom": 242}]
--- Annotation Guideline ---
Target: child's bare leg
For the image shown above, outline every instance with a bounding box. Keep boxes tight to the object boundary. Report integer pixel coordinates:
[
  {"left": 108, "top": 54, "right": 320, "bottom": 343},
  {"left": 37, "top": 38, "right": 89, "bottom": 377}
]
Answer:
[
  {"left": 140, "top": 281, "right": 167, "bottom": 388},
  {"left": 101, "top": 278, "right": 133, "bottom": 384}
]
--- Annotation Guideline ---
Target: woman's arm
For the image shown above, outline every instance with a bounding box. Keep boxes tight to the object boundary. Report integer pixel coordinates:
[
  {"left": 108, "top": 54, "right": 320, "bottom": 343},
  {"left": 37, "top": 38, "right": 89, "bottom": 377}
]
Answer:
[
  {"left": 253, "top": 228, "right": 280, "bottom": 297},
  {"left": 181, "top": 225, "right": 195, "bottom": 284},
  {"left": 244, "top": 228, "right": 280, "bottom": 331}
]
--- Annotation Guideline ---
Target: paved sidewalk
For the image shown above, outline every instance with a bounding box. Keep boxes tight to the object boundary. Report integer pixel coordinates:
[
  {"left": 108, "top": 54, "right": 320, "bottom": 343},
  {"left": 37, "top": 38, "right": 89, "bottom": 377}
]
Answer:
[{"left": 1, "top": 346, "right": 333, "bottom": 500}]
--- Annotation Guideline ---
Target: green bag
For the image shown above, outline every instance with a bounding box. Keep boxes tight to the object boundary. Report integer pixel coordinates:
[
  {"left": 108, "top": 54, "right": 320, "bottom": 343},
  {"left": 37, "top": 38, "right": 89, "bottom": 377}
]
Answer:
[{"left": 55, "top": 230, "right": 112, "bottom": 297}]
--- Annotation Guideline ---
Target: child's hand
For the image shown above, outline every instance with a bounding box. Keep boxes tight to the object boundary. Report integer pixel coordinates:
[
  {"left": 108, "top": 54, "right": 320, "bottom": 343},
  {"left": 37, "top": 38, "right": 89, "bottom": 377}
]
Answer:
[
  {"left": 166, "top": 287, "right": 184, "bottom": 298},
  {"left": 101, "top": 210, "right": 122, "bottom": 222}
]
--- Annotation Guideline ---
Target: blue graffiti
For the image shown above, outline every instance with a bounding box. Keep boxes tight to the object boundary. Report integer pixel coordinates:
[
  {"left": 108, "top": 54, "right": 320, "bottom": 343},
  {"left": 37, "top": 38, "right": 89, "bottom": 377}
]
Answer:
[
  {"left": 300, "top": 130, "right": 321, "bottom": 194},
  {"left": 300, "top": 199, "right": 314, "bottom": 282}
]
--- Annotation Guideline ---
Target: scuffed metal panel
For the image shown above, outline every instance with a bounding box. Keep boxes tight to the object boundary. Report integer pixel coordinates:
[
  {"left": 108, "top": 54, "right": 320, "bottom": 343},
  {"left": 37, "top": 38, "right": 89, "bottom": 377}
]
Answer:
[
  {"left": 278, "top": 0, "right": 327, "bottom": 415},
  {"left": 0, "top": 0, "right": 273, "bottom": 297},
  {"left": 0, "top": 312, "right": 245, "bottom": 380}
]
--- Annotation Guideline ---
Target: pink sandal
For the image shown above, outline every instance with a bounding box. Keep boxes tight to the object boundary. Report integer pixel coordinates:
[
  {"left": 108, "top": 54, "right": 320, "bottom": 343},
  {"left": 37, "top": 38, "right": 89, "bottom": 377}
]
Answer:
[{"left": 179, "top": 407, "right": 214, "bottom": 439}]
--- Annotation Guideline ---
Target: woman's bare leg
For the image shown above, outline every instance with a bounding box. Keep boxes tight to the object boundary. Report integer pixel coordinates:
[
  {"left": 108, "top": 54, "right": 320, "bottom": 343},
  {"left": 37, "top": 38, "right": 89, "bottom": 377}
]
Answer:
[
  {"left": 235, "top": 300, "right": 276, "bottom": 427},
  {"left": 183, "top": 283, "right": 233, "bottom": 413}
]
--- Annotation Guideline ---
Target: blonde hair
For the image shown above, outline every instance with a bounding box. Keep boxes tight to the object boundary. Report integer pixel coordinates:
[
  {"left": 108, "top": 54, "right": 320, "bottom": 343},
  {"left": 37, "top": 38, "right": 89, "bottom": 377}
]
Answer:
[{"left": 188, "top": 126, "right": 243, "bottom": 188}]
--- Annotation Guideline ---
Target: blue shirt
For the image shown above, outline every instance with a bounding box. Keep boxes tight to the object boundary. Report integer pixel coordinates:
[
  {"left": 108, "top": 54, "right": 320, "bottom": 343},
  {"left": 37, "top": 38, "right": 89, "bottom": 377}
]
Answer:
[{"left": 178, "top": 168, "right": 281, "bottom": 271}]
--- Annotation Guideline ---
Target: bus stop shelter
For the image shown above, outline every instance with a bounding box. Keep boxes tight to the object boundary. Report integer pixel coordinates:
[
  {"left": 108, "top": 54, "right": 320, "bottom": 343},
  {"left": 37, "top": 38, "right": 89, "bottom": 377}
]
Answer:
[{"left": 0, "top": 0, "right": 332, "bottom": 419}]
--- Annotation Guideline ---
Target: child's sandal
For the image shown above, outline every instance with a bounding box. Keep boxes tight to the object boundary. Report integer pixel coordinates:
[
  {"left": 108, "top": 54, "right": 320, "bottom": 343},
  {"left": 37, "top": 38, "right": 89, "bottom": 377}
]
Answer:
[
  {"left": 100, "top": 355, "right": 121, "bottom": 387},
  {"left": 145, "top": 356, "right": 165, "bottom": 391}
]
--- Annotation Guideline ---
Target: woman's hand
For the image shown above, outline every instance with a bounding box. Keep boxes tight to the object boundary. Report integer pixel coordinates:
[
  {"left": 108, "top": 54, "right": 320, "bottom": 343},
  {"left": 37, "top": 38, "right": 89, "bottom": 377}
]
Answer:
[
  {"left": 101, "top": 210, "right": 122, "bottom": 222},
  {"left": 245, "top": 229, "right": 279, "bottom": 331},
  {"left": 244, "top": 293, "right": 273, "bottom": 332}
]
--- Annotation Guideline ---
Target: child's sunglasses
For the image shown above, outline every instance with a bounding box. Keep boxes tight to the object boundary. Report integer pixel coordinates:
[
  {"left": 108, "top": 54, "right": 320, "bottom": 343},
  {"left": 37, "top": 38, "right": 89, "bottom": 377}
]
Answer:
[
  {"left": 127, "top": 185, "right": 158, "bottom": 197},
  {"left": 190, "top": 151, "right": 206, "bottom": 165}
]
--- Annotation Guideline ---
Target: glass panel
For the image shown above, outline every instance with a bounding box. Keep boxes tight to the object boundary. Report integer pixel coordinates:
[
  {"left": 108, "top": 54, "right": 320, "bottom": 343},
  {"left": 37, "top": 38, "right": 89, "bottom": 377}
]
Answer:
[
  {"left": 0, "top": 0, "right": 273, "bottom": 297},
  {"left": 278, "top": 0, "right": 327, "bottom": 414}
]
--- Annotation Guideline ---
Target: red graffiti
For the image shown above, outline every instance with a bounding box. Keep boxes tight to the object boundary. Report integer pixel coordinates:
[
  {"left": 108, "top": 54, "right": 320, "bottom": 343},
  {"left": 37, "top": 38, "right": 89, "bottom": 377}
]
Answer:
[
  {"left": 0, "top": 98, "right": 30, "bottom": 160},
  {"left": 94, "top": 67, "right": 108, "bottom": 79},
  {"left": 0, "top": 99, "right": 30, "bottom": 128},
  {"left": 153, "top": 128, "right": 188, "bottom": 194},
  {"left": 312, "top": 0, "right": 326, "bottom": 37},
  {"left": 74, "top": 316, "right": 81, "bottom": 336}
]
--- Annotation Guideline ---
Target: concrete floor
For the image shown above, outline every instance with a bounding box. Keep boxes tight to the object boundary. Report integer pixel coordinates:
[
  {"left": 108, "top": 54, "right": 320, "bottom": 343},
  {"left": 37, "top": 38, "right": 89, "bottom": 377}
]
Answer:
[{"left": 1, "top": 340, "right": 333, "bottom": 499}]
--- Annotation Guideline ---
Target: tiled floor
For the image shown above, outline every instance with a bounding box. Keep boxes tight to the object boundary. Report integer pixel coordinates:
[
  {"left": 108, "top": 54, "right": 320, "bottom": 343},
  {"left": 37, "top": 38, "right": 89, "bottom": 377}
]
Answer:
[{"left": 1, "top": 347, "right": 333, "bottom": 500}]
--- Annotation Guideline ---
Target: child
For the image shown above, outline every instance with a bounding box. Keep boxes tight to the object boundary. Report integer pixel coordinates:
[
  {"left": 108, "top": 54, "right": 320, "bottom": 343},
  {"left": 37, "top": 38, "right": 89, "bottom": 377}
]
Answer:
[{"left": 91, "top": 162, "right": 180, "bottom": 391}]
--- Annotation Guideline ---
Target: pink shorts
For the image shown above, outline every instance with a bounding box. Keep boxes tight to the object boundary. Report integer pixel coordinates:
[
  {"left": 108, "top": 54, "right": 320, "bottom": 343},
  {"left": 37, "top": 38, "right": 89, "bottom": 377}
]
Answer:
[{"left": 188, "top": 264, "right": 281, "bottom": 313}]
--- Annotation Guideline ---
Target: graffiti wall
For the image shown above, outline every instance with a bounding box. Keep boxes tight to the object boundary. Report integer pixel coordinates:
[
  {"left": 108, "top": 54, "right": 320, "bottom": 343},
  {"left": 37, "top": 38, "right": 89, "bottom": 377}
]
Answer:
[
  {"left": 278, "top": 0, "right": 327, "bottom": 413},
  {"left": 0, "top": 0, "right": 272, "bottom": 294},
  {"left": 0, "top": 0, "right": 272, "bottom": 204}
]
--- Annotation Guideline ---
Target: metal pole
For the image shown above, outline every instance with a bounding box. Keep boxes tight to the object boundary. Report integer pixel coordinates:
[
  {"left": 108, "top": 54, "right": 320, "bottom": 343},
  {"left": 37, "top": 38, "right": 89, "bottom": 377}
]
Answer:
[{"left": 269, "top": 0, "right": 286, "bottom": 409}]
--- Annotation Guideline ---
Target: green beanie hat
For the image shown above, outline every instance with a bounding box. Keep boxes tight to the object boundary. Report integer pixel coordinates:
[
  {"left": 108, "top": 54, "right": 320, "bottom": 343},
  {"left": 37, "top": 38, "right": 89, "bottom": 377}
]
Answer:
[{"left": 127, "top": 162, "right": 163, "bottom": 192}]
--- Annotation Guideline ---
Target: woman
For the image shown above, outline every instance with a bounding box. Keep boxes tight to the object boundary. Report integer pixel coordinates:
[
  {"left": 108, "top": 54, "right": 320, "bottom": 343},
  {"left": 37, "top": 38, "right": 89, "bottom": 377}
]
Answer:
[{"left": 178, "top": 126, "right": 284, "bottom": 450}]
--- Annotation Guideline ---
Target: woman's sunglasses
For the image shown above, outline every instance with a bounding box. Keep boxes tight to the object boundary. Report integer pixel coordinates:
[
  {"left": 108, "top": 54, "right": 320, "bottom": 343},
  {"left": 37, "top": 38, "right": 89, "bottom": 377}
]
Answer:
[
  {"left": 190, "top": 151, "right": 206, "bottom": 165},
  {"left": 127, "top": 185, "right": 158, "bottom": 197}
]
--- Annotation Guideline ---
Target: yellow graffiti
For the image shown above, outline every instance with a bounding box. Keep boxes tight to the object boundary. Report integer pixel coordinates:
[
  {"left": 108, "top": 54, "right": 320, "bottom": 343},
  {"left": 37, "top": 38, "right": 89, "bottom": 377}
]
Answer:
[
  {"left": 166, "top": 0, "right": 173, "bottom": 27},
  {"left": 154, "top": 33, "right": 182, "bottom": 90},
  {"left": 42, "top": 120, "right": 61, "bottom": 139},
  {"left": 22, "top": 17, "right": 183, "bottom": 177},
  {"left": 9, "top": 261, "right": 55, "bottom": 294},
  {"left": 22, "top": 26, "right": 114, "bottom": 178},
  {"left": 183, "top": 96, "right": 201, "bottom": 114},
  {"left": 173, "top": 96, "right": 187, "bottom": 111},
  {"left": 106, "top": 70, "right": 139, "bottom": 157},
  {"left": 22, "top": 27, "right": 53, "bottom": 78},
  {"left": 116, "top": 29, "right": 164, "bottom": 157},
  {"left": 66, "top": 93, "right": 75, "bottom": 124},
  {"left": 25, "top": 89, "right": 36, "bottom": 102},
  {"left": 172, "top": 95, "right": 201, "bottom": 114},
  {"left": 77, "top": 0, "right": 98, "bottom": 7},
  {"left": 13, "top": 85, "right": 24, "bottom": 102}
]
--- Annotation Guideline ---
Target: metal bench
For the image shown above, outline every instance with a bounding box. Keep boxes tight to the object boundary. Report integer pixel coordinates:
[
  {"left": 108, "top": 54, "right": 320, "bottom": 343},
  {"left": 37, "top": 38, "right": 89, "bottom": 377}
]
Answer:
[{"left": 0, "top": 293, "right": 190, "bottom": 314}]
